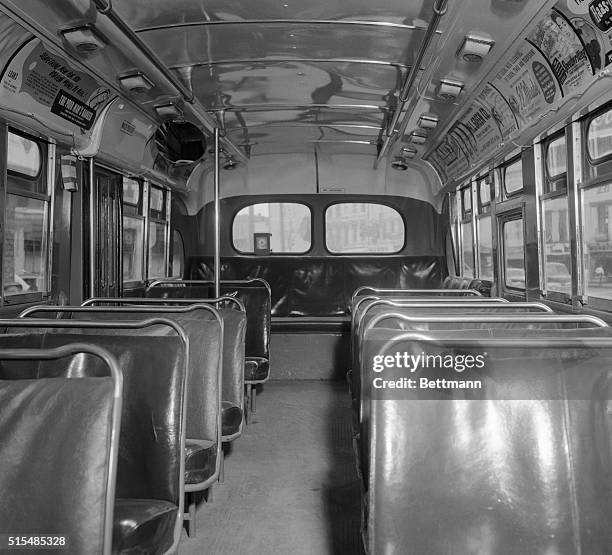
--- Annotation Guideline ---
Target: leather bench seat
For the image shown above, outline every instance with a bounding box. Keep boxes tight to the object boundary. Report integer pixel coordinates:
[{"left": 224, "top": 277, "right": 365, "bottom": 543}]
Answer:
[
  {"left": 147, "top": 281, "right": 271, "bottom": 385},
  {"left": 112, "top": 498, "right": 176, "bottom": 554},
  {"left": 0, "top": 362, "right": 119, "bottom": 555},
  {"left": 29, "top": 308, "right": 224, "bottom": 490},
  {"left": 361, "top": 326, "right": 612, "bottom": 554},
  {"left": 184, "top": 439, "right": 217, "bottom": 485},
  {"left": 351, "top": 302, "right": 550, "bottom": 439},
  {"left": 0, "top": 329, "right": 188, "bottom": 554}
]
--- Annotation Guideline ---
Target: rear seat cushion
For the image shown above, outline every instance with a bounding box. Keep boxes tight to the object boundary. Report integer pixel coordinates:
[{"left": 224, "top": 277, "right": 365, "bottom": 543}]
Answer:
[
  {"left": 112, "top": 498, "right": 177, "bottom": 554},
  {"left": 184, "top": 439, "right": 217, "bottom": 485}
]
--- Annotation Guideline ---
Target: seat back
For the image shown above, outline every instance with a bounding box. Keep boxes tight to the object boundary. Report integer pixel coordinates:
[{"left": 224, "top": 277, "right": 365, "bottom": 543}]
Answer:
[
  {"left": 351, "top": 302, "right": 553, "bottom": 428},
  {"left": 0, "top": 318, "right": 188, "bottom": 555},
  {"left": 146, "top": 279, "right": 271, "bottom": 362},
  {"left": 356, "top": 311, "right": 608, "bottom": 486},
  {"left": 77, "top": 299, "right": 247, "bottom": 441},
  {"left": 350, "top": 286, "right": 482, "bottom": 310},
  {"left": 22, "top": 304, "right": 223, "bottom": 458},
  {"left": 0, "top": 343, "right": 121, "bottom": 555},
  {"left": 364, "top": 328, "right": 612, "bottom": 554}
]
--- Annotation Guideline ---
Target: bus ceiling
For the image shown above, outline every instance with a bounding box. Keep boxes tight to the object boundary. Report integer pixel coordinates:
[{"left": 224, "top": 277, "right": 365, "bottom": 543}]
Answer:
[{"left": 1, "top": 0, "right": 612, "bottom": 198}]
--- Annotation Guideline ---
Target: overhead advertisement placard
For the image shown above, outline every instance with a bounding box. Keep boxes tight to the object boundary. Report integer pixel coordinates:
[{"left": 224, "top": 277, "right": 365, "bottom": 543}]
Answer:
[
  {"left": 0, "top": 38, "right": 115, "bottom": 135},
  {"left": 491, "top": 43, "right": 562, "bottom": 127},
  {"left": 526, "top": 8, "right": 593, "bottom": 92},
  {"left": 477, "top": 84, "right": 519, "bottom": 140}
]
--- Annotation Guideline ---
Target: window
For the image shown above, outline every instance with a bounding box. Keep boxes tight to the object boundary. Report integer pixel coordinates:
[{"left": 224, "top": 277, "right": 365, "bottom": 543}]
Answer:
[
  {"left": 502, "top": 218, "right": 525, "bottom": 289},
  {"left": 542, "top": 196, "right": 570, "bottom": 294},
  {"left": 122, "top": 178, "right": 144, "bottom": 283},
  {"left": 475, "top": 177, "right": 492, "bottom": 280},
  {"left": 582, "top": 184, "right": 612, "bottom": 300},
  {"left": 503, "top": 158, "right": 523, "bottom": 195},
  {"left": 171, "top": 230, "right": 184, "bottom": 278},
  {"left": 587, "top": 108, "right": 612, "bottom": 161},
  {"left": 544, "top": 134, "right": 567, "bottom": 192},
  {"left": 477, "top": 216, "right": 493, "bottom": 280},
  {"left": 478, "top": 177, "right": 491, "bottom": 211},
  {"left": 147, "top": 186, "right": 169, "bottom": 278},
  {"left": 461, "top": 221, "right": 474, "bottom": 277},
  {"left": 3, "top": 131, "right": 49, "bottom": 298},
  {"left": 325, "top": 203, "right": 404, "bottom": 254},
  {"left": 7, "top": 132, "right": 41, "bottom": 179},
  {"left": 233, "top": 202, "right": 311, "bottom": 254},
  {"left": 459, "top": 186, "right": 474, "bottom": 277},
  {"left": 541, "top": 133, "right": 570, "bottom": 295},
  {"left": 461, "top": 187, "right": 472, "bottom": 217}
]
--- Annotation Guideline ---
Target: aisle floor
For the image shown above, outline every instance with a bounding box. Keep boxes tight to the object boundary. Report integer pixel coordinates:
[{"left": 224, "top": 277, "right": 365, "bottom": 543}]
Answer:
[{"left": 179, "top": 380, "right": 363, "bottom": 555}]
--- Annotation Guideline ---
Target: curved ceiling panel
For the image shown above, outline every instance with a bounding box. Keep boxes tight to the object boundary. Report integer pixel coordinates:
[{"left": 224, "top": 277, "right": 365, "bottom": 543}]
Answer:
[
  {"left": 138, "top": 23, "right": 422, "bottom": 69},
  {"left": 114, "top": 0, "right": 430, "bottom": 30},
  {"left": 186, "top": 61, "right": 405, "bottom": 110},
  {"left": 222, "top": 108, "right": 386, "bottom": 128}
]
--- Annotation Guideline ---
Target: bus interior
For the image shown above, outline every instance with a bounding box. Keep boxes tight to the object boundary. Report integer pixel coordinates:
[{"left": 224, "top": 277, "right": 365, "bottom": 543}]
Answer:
[{"left": 1, "top": 0, "right": 612, "bottom": 553}]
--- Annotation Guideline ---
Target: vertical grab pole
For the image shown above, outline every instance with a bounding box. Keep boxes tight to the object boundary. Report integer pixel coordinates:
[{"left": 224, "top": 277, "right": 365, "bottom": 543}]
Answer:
[{"left": 214, "top": 127, "right": 221, "bottom": 299}]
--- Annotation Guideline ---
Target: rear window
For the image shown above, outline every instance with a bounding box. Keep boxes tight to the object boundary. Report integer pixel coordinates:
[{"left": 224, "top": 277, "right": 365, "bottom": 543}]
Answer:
[
  {"left": 232, "top": 202, "right": 311, "bottom": 254},
  {"left": 325, "top": 202, "right": 404, "bottom": 254}
]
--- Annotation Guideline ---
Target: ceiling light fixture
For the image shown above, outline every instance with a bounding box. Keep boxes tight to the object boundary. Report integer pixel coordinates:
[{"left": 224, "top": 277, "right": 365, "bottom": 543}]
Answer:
[
  {"left": 457, "top": 34, "right": 495, "bottom": 62},
  {"left": 417, "top": 113, "right": 439, "bottom": 129},
  {"left": 400, "top": 146, "right": 417, "bottom": 158},
  {"left": 118, "top": 72, "right": 154, "bottom": 94},
  {"left": 408, "top": 129, "right": 428, "bottom": 145},
  {"left": 154, "top": 102, "right": 183, "bottom": 119},
  {"left": 60, "top": 25, "right": 106, "bottom": 54},
  {"left": 436, "top": 78, "right": 464, "bottom": 101}
]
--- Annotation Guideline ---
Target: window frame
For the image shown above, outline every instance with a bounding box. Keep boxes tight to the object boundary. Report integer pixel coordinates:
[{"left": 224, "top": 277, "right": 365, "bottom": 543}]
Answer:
[
  {"left": 458, "top": 183, "right": 475, "bottom": 278},
  {"left": 501, "top": 155, "right": 524, "bottom": 198},
  {"left": 475, "top": 175, "right": 493, "bottom": 281},
  {"left": 586, "top": 104, "right": 612, "bottom": 165},
  {"left": 323, "top": 201, "right": 406, "bottom": 255},
  {"left": 543, "top": 131, "right": 568, "bottom": 195},
  {"left": 231, "top": 201, "right": 314, "bottom": 255},
  {"left": 1, "top": 128, "right": 53, "bottom": 305},
  {"left": 121, "top": 177, "right": 146, "bottom": 286},
  {"left": 538, "top": 133, "right": 572, "bottom": 300},
  {"left": 499, "top": 211, "right": 526, "bottom": 293},
  {"left": 145, "top": 184, "right": 171, "bottom": 281},
  {"left": 578, "top": 180, "right": 612, "bottom": 310}
]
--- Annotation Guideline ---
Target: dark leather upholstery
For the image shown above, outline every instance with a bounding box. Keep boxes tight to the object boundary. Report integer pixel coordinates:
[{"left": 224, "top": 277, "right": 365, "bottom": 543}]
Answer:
[
  {"left": 188, "top": 256, "right": 445, "bottom": 316},
  {"left": 245, "top": 357, "right": 269, "bottom": 381},
  {"left": 222, "top": 401, "right": 244, "bottom": 438},
  {"left": 184, "top": 439, "right": 217, "bottom": 485},
  {"left": 0, "top": 331, "right": 187, "bottom": 553},
  {"left": 217, "top": 308, "right": 246, "bottom": 440},
  {"left": 65, "top": 311, "right": 223, "bottom": 471},
  {"left": 0, "top": 374, "right": 115, "bottom": 555},
  {"left": 361, "top": 327, "right": 612, "bottom": 554},
  {"left": 443, "top": 275, "right": 492, "bottom": 296},
  {"left": 147, "top": 282, "right": 271, "bottom": 383},
  {"left": 112, "top": 498, "right": 176, "bottom": 554}
]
